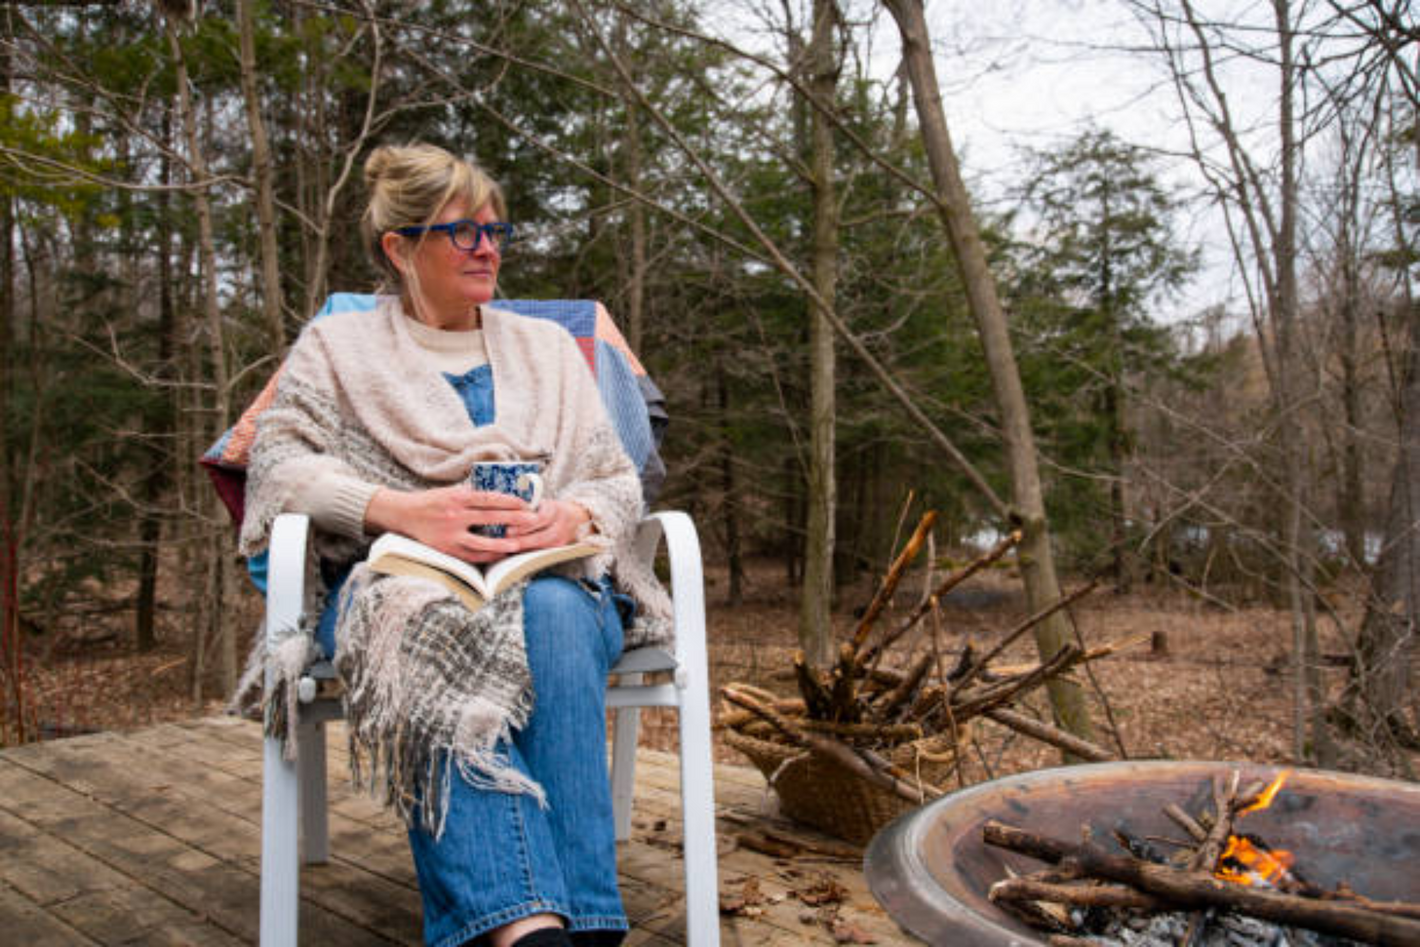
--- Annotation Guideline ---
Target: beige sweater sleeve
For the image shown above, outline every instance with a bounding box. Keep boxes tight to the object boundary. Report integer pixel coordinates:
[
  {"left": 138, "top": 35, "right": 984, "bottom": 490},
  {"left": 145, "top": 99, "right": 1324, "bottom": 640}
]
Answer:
[{"left": 287, "top": 471, "right": 381, "bottom": 539}]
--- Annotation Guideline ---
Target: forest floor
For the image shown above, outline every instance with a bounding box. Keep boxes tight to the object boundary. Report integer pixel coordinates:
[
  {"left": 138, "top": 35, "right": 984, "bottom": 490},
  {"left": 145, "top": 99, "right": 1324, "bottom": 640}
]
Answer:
[{"left": 7, "top": 554, "right": 1378, "bottom": 784}]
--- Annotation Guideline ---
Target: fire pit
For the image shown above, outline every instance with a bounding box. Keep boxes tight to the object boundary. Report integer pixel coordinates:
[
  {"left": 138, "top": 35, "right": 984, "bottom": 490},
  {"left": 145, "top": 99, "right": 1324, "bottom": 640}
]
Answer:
[{"left": 864, "top": 760, "right": 1420, "bottom": 946}]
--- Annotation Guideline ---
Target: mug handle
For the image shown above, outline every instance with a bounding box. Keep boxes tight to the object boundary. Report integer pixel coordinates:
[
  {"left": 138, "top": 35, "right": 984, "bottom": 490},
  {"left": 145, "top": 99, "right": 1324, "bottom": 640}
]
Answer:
[{"left": 523, "top": 472, "right": 545, "bottom": 511}]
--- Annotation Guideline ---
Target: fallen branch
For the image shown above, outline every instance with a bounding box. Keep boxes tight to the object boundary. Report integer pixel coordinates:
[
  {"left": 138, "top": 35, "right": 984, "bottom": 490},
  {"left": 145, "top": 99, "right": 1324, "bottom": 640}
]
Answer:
[
  {"left": 1188, "top": 771, "right": 1240, "bottom": 871},
  {"left": 850, "top": 510, "right": 938, "bottom": 652},
  {"left": 872, "top": 651, "right": 934, "bottom": 723},
  {"left": 986, "top": 634, "right": 1149, "bottom": 679},
  {"left": 1163, "top": 803, "right": 1208, "bottom": 842},
  {"left": 990, "top": 877, "right": 1163, "bottom": 911},
  {"left": 721, "top": 686, "right": 940, "bottom": 806},
  {"left": 827, "top": 643, "right": 861, "bottom": 722},
  {"left": 983, "top": 707, "right": 1115, "bottom": 762},
  {"left": 729, "top": 717, "right": 924, "bottom": 743},
  {"left": 793, "top": 652, "right": 834, "bottom": 719},
  {"left": 949, "top": 580, "right": 1099, "bottom": 694},
  {"left": 858, "top": 530, "right": 1023, "bottom": 667},
  {"left": 943, "top": 644, "right": 1083, "bottom": 721}
]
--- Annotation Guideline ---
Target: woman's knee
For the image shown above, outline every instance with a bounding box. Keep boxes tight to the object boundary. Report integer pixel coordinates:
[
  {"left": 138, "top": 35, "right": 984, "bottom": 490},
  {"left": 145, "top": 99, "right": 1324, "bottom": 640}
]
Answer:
[
  {"left": 522, "top": 577, "right": 610, "bottom": 672},
  {"left": 522, "top": 576, "right": 594, "bottom": 625}
]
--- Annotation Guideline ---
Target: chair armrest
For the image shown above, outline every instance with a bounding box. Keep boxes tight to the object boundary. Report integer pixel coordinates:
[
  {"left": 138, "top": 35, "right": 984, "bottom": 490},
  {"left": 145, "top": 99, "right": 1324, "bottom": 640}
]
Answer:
[
  {"left": 266, "top": 513, "right": 312, "bottom": 653},
  {"left": 634, "top": 511, "right": 709, "bottom": 683}
]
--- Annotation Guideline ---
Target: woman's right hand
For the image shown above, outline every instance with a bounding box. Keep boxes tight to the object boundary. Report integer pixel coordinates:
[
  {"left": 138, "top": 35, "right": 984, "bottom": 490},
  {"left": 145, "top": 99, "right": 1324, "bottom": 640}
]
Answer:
[{"left": 363, "top": 485, "right": 539, "bottom": 563}]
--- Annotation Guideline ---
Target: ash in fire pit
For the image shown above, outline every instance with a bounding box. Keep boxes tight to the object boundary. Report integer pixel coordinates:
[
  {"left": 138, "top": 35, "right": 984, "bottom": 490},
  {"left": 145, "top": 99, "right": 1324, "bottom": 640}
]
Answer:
[
  {"left": 864, "top": 762, "right": 1420, "bottom": 947},
  {"left": 1085, "top": 908, "right": 1362, "bottom": 947}
]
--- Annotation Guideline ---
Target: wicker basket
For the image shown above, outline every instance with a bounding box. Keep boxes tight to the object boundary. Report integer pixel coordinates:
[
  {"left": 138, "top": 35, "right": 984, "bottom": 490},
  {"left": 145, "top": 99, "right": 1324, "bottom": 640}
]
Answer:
[{"left": 724, "top": 714, "right": 969, "bottom": 846}]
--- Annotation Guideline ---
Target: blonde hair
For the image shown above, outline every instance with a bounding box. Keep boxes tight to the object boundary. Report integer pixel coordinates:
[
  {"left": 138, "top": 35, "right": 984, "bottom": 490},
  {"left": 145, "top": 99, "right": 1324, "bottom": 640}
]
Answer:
[{"left": 361, "top": 143, "right": 507, "bottom": 291}]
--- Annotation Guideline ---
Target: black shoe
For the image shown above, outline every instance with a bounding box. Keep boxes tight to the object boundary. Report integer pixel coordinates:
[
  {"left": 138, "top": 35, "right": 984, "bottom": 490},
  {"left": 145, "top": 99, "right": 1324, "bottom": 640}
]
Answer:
[{"left": 510, "top": 928, "right": 575, "bottom": 947}]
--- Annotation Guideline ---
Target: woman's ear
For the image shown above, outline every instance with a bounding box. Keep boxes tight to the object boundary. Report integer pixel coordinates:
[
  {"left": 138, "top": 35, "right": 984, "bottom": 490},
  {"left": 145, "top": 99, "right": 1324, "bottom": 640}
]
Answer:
[{"left": 380, "top": 231, "right": 409, "bottom": 274}]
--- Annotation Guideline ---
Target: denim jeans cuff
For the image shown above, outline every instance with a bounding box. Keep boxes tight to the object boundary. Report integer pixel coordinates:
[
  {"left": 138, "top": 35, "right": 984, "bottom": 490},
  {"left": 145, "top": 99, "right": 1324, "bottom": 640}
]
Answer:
[
  {"left": 565, "top": 914, "right": 630, "bottom": 934},
  {"left": 434, "top": 899, "right": 569, "bottom": 947}
]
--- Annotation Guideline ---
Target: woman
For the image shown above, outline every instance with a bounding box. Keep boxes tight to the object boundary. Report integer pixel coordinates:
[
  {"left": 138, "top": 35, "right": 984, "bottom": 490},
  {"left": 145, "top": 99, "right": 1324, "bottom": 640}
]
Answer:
[{"left": 239, "top": 143, "right": 670, "bottom": 947}]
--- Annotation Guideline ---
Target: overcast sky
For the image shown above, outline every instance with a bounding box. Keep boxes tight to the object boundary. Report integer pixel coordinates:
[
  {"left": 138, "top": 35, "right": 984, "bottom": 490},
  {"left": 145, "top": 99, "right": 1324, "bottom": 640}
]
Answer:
[
  {"left": 905, "top": 0, "right": 1246, "bottom": 327},
  {"left": 714, "top": 0, "right": 1282, "bottom": 328}
]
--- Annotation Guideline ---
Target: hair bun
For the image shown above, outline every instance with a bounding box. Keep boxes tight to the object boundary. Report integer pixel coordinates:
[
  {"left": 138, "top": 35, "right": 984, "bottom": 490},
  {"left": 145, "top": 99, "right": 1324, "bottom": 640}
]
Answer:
[{"left": 364, "top": 145, "right": 402, "bottom": 189}]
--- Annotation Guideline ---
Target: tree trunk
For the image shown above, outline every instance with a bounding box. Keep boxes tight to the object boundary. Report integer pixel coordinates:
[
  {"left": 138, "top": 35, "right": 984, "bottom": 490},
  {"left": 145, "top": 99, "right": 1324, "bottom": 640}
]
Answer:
[
  {"left": 612, "top": 10, "right": 648, "bottom": 354},
  {"left": 882, "top": 0, "right": 1095, "bottom": 745},
  {"left": 1353, "top": 300, "right": 1420, "bottom": 762},
  {"left": 1265, "top": 0, "right": 1330, "bottom": 765},
  {"left": 717, "top": 363, "right": 744, "bottom": 606},
  {"left": 784, "top": 454, "right": 804, "bottom": 588},
  {"left": 799, "top": 0, "right": 840, "bottom": 669},
  {"left": 238, "top": 0, "right": 286, "bottom": 351},
  {"left": 169, "top": 21, "right": 235, "bottom": 692},
  {"left": 0, "top": 31, "right": 22, "bottom": 744},
  {"left": 135, "top": 121, "right": 179, "bottom": 654}
]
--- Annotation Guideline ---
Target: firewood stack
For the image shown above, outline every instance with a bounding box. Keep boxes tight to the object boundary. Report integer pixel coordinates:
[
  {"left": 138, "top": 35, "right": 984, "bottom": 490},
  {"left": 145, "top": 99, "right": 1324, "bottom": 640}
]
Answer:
[
  {"left": 984, "top": 770, "right": 1420, "bottom": 946},
  {"left": 721, "top": 511, "right": 1127, "bottom": 844}
]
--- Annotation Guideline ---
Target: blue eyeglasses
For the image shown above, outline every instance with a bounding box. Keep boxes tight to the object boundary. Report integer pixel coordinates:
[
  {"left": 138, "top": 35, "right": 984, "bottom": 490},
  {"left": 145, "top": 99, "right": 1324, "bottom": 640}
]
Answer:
[{"left": 393, "top": 220, "right": 515, "bottom": 253}]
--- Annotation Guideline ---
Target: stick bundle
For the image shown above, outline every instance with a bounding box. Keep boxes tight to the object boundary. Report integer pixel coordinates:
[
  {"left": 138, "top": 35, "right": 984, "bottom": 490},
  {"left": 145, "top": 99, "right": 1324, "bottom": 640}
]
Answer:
[{"left": 723, "top": 510, "right": 1123, "bottom": 814}]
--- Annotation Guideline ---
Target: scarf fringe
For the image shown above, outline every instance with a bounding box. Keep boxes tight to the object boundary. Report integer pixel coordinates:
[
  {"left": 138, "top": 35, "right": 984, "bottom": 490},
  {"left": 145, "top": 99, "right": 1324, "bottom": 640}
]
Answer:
[
  {"left": 337, "top": 566, "right": 543, "bottom": 839},
  {"left": 229, "top": 620, "right": 319, "bottom": 762}
]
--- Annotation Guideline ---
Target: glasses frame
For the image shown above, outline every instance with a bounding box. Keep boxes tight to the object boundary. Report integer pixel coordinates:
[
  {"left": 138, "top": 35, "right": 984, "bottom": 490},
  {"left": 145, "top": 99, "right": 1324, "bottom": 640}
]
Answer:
[{"left": 393, "top": 219, "right": 515, "bottom": 254}]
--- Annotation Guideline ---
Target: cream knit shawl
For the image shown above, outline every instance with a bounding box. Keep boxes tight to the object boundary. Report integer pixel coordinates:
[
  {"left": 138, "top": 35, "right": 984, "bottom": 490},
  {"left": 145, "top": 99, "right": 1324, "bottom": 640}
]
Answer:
[{"left": 239, "top": 297, "right": 672, "bottom": 834}]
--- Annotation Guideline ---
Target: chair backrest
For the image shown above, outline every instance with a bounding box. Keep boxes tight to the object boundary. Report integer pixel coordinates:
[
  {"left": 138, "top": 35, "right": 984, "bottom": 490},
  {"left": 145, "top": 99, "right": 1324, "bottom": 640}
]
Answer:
[{"left": 201, "top": 295, "right": 667, "bottom": 529}]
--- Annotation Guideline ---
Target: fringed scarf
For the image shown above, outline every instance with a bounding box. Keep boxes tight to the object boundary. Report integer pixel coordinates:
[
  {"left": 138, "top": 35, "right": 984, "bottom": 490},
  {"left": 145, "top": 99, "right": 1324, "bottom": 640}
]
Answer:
[
  {"left": 338, "top": 567, "right": 542, "bottom": 836},
  {"left": 235, "top": 299, "right": 673, "bottom": 837}
]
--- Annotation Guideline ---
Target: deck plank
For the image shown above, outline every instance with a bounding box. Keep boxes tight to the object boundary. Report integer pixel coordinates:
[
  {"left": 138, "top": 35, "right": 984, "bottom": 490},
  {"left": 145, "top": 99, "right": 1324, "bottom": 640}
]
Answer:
[{"left": 0, "top": 718, "right": 919, "bottom": 945}]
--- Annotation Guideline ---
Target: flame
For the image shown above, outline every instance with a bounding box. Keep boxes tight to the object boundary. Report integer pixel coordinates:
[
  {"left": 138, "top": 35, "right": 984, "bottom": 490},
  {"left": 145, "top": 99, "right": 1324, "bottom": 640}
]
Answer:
[
  {"left": 1216, "top": 835, "right": 1295, "bottom": 886},
  {"left": 1237, "top": 770, "right": 1291, "bottom": 816},
  {"left": 1213, "top": 770, "right": 1294, "bottom": 887}
]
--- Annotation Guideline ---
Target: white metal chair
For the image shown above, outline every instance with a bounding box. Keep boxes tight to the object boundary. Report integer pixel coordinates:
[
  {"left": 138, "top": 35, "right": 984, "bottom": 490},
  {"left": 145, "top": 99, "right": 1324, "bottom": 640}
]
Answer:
[{"left": 259, "top": 510, "right": 720, "bottom": 946}]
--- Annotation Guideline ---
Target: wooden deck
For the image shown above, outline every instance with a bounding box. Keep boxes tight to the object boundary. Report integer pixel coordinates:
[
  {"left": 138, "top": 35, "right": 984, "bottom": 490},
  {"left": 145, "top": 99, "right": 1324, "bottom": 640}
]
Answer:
[{"left": 0, "top": 717, "right": 920, "bottom": 945}]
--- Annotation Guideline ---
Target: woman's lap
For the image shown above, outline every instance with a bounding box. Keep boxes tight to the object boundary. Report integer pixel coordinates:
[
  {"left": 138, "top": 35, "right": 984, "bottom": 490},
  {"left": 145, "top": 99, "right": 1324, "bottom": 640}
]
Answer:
[{"left": 386, "top": 574, "right": 628, "bottom": 947}]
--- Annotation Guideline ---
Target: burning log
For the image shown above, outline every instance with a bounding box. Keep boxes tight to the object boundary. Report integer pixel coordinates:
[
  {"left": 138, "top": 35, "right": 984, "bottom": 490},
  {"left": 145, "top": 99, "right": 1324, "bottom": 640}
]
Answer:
[
  {"left": 1188, "top": 771, "right": 1240, "bottom": 872},
  {"left": 990, "top": 876, "right": 1165, "bottom": 911},
  {"left": 980, "top": 771, "right": 1420, "bottom": 946},
  {"left": 983, "top": 819, "right": 1420, "bottom": 945}
]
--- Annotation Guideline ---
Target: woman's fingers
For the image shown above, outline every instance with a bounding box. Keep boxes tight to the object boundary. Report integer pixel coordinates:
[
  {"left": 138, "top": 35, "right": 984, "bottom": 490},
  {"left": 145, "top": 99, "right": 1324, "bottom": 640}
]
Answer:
[
  {"left": 505, "top": 499, "right": 588, "bottom": 550},
  {"left": 365, "top": 486, "right": 573, "bottom": 562}
]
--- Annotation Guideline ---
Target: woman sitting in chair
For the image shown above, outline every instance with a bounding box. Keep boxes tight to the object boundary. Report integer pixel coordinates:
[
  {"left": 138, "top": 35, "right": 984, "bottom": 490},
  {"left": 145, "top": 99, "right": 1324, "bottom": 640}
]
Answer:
[{"left": 238, "top": 142, "right": 670, "bottom": 947}]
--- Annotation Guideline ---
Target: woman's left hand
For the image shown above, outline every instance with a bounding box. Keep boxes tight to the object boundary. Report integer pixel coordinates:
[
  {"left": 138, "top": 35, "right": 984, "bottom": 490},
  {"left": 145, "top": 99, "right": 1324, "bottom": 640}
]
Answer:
[{"left": 505, "top": 498, "right": 592, "bottom": 551}]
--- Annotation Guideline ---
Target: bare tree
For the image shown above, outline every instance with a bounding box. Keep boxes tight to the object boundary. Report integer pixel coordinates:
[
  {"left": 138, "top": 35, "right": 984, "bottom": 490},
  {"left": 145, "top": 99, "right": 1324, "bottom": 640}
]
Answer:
[
  {"left": 237, "top": 0, "right": 285, "bottom": 350},
  {"left": 800, "top": 0, "right": 841, "bottom": 668},
  {"left": 881, "top": 0, "right": 1096, "bottom": 746},
  {"left": 1128, "top": 0, "right": 1328, "bottom": 762},
  {"left": 166, "top": 14, "right": 234, "bottom": 693}
]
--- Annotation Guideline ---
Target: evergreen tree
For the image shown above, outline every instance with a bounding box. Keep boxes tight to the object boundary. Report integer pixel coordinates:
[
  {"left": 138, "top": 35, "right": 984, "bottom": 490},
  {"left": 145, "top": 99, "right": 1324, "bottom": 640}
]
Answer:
[{"left": 1013, "top": 128, "right": 1197, "bottom": 586}]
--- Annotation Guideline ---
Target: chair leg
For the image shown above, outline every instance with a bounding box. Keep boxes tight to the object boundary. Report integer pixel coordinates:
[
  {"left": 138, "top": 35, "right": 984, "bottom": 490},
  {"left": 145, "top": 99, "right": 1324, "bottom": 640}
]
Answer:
[
  {"left": 297, "top": 719, "right": 329, "bottom": 865},
  {"left": 677, "top": 675, "right": 720, "bottom": 946},
  {"left": 610, "top": 673, "right": 643, "bottom": 842},
  {"left": 261, "top": 734, "right": 301, "bottom": 947}
]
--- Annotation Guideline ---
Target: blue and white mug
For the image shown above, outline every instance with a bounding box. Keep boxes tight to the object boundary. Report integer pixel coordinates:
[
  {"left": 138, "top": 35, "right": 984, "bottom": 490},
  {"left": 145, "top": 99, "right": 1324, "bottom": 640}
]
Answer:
[{"left": 469, "top": 461, "right": 544, "bottom": 538}]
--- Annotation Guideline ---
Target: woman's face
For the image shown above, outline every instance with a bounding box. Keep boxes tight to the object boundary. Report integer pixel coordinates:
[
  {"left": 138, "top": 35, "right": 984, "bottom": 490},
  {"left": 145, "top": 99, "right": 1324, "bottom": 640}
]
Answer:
[{"left": 392, "top": 197, "right": 502, "bottom": 324}]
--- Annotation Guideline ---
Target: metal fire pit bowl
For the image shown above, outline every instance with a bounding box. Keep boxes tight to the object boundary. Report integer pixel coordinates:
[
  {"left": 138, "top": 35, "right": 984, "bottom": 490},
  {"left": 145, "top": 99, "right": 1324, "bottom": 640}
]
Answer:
[{"left": 864, "top": 760, "right": 1420, "bottom": 946}]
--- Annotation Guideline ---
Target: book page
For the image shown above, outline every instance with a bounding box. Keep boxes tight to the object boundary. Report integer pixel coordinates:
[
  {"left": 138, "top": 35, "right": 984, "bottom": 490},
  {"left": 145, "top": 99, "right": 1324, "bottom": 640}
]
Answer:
[
  {"left": 366, "top": 533, "right": 599, "bottom": 608},
  {"left": 367, "top": 533, "right": 492, "bottom": 597},
  {"left": 367, "top": 556, "right": 487, "bottom": 612},
  {"left": 483, "top": 541, "right": 600, "bottom": 595}
]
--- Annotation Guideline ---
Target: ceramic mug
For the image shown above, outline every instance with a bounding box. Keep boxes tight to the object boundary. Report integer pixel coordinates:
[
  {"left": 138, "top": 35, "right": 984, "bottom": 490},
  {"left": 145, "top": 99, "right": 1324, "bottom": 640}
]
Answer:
[{"left": 469, "top": 461, "right": 544, "bottom": 537}]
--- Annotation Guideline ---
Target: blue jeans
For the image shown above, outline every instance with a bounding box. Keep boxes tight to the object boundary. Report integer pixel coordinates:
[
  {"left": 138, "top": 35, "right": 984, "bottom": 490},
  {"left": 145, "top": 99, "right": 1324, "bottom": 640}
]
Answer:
[{"left": 402, "top": 576, "right": 628, "bottom": 946}]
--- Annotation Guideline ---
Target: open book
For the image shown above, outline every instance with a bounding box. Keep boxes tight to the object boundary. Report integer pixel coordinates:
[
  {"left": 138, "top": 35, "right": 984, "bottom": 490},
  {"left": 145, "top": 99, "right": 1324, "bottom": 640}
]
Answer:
[{"left": 366, "top": 532, "right": 599, "bottom": 612}]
